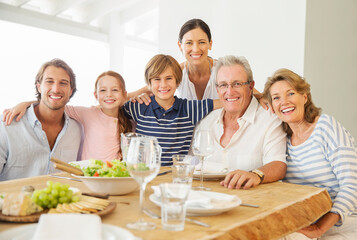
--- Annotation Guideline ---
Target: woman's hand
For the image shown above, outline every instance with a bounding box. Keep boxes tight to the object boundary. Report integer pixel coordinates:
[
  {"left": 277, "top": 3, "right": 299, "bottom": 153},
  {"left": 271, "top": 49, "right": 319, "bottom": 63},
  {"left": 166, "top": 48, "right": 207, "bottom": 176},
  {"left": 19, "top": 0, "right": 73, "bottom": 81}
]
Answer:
[
  {"left": 297, "top": 223, "right": 324, "bottom": 238},
  {"left": 129, "top": 92, "right": 152, "bottom": 105},
  {"left": 297, "top": 212, "right": 340, "bottom": 238}
]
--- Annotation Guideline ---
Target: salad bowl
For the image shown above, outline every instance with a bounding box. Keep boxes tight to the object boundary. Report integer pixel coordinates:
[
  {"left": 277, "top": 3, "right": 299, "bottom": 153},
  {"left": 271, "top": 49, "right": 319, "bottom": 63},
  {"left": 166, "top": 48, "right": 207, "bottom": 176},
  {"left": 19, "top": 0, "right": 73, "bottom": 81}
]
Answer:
[{"left": 70, "top": 160, "right": 139, "bottom": 195}]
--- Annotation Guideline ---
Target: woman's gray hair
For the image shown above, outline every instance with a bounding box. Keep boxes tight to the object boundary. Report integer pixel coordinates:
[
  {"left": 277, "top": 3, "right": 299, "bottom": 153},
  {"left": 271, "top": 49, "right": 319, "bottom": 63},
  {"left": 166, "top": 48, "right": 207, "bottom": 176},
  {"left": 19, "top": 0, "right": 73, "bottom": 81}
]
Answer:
[{"left": 215, "top": 55, "right": 254, "bottom": 83}]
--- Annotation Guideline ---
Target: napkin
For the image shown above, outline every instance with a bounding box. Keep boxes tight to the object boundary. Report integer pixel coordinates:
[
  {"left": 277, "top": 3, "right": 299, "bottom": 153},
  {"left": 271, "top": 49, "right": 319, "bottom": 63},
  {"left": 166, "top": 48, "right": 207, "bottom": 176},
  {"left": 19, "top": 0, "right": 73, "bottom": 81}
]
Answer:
[
  {"left": 152, "top": 186, "right": 236, "bottom": 209},
  {"left": 194, "top": 161, "right": 228, "bottom": 174},
  {"left": 33, "top": 214, "right": 103, "bottom": 240}
]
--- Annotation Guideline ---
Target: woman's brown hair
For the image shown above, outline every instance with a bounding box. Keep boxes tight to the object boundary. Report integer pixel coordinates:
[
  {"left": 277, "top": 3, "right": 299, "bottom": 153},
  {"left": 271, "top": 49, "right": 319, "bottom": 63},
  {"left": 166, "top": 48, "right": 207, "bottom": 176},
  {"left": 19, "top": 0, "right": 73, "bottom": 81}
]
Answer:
[
  {"left": 95, "top": 71, "right": 132, "bottom": 158},
  {"left": 263, "top": 68, "right": 321, "bottom": 136},
  {"left": 178, "top": 18, "right": 211, "bottom": 43}
]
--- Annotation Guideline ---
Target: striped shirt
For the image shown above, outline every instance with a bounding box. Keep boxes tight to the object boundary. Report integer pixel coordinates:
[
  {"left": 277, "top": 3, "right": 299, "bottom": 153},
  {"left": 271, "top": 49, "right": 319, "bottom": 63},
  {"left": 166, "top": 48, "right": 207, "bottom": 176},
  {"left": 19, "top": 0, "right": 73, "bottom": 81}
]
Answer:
[
  {"left": 284, "top": 114, "right": 357, "bottom": 225},
  {"left": 123, "top": 96, "right": 214, "bottom": 166}
]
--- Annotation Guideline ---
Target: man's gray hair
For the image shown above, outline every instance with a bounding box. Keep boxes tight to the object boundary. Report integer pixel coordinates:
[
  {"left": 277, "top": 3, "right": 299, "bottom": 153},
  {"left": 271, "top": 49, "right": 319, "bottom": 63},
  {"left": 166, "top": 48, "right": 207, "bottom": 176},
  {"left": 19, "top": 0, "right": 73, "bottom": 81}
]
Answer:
[{"left": 214, "top": 55, "right": 254, "bottom": 83}]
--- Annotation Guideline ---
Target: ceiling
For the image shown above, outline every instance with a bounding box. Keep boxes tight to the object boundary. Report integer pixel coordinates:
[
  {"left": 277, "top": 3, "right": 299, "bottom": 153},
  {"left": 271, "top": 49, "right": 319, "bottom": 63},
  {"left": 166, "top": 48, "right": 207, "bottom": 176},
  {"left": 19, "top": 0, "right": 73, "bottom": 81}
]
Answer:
[{"left": 0, "top": 0, "right": 159, "bottom": 44}]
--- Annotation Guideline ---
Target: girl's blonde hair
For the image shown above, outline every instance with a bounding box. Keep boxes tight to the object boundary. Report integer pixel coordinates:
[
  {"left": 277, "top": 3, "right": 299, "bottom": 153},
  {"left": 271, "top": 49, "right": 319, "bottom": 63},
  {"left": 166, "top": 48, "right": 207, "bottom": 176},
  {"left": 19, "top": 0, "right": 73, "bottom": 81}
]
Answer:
[
  {"left": 263, "top": 68, "right": 321, "bottom": 136},
  {"left": 95, "top": 71, "right": 132, "bottom": 158},
  {"left": 144, "top": 54, "right": 183, "bottom": 86}
]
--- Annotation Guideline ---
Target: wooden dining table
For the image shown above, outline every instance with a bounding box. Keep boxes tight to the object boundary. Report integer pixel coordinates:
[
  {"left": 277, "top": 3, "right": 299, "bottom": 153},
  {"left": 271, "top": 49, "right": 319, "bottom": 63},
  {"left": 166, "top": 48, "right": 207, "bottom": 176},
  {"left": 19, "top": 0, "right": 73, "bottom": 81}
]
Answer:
[{"left": 0, "top": 168, "right": 332, "bottom": 240}]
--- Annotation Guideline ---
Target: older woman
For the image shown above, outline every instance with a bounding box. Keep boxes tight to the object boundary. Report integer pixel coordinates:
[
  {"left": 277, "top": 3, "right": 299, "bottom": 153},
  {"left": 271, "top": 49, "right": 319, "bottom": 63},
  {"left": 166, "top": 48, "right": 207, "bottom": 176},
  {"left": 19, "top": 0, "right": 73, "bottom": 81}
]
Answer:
[{"left": 263, "top": 68, "right": 357, "bottom": 239}]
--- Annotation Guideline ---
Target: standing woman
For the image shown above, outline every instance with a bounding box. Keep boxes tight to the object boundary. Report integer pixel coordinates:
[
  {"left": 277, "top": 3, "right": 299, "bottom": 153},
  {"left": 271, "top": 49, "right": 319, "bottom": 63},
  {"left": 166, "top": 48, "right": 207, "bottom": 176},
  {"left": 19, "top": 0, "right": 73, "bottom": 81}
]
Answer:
[
  {"left": 263, "top": 68, "right": 357, "bottom": 239},
  {"left": 176, "top": 18, "right": 217, "bottom": 100},
  {"left": 131, "top": 18, "right": 266, "bottom": 106}
]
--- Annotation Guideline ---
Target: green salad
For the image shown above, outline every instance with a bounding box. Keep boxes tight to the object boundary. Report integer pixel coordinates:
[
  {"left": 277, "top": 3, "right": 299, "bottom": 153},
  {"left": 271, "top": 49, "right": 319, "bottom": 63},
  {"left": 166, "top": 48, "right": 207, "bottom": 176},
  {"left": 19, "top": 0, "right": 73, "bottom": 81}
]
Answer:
[{"left": 72, "top": 159, "right": 130, "bottom": 177}]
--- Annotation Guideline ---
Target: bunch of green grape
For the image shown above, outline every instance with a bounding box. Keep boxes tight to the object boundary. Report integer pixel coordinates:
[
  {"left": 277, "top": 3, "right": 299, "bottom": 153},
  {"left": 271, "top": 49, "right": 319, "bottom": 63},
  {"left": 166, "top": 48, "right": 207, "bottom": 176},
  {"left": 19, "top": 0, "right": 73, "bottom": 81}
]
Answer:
[{"left": 31, "top": 181, "right": 80, "bottom": 209}]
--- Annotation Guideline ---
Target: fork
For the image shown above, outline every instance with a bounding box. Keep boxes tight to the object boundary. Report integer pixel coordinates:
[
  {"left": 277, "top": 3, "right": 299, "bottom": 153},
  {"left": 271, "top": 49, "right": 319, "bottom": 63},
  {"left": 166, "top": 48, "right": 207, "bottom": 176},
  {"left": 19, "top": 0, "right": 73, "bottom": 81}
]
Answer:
[{"left": 143, "top": 208, "right": 210, "bottom": 228}]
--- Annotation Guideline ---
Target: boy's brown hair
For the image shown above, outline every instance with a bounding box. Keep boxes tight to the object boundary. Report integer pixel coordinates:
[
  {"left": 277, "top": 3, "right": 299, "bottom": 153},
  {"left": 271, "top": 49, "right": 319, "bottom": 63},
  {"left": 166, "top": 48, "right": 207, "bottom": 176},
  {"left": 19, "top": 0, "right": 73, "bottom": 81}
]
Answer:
[{"left": 144, "top": 54, "right": 183, "bottom": 87}]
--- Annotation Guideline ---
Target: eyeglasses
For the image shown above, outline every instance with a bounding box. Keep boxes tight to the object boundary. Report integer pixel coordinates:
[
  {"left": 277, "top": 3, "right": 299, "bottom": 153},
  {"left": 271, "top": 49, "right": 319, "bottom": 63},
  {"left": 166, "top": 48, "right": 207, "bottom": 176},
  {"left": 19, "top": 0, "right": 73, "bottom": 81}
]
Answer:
[{"left": 215, "top": 81, "right": 251, "bottom": 90}]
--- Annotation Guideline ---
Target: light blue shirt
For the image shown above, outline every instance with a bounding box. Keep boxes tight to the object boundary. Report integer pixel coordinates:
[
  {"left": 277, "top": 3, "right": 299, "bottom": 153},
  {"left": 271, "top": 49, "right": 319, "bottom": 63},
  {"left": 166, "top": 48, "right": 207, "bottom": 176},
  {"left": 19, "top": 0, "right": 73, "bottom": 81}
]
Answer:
[{"left": 0, "top": 104, "right": 82, "bottom": 181}]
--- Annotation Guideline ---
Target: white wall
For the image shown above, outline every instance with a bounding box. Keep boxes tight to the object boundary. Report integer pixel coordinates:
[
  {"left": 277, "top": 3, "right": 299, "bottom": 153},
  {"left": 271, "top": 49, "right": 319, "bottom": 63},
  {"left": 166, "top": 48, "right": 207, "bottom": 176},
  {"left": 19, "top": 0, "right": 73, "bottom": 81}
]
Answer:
[
  {"left": 158, "top": 0, "right": 306, "bottom": 92},
  {"left": 304, "top": 0, "right": 357, "bottom": 139}
]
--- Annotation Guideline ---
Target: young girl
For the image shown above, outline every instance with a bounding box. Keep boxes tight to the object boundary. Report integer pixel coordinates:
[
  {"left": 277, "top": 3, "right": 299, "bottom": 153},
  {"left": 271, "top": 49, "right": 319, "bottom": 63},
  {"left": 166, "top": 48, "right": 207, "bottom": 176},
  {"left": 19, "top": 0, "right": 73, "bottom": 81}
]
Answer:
[{"left": 3, "top": 71, "right": 132, "bottom": 161}]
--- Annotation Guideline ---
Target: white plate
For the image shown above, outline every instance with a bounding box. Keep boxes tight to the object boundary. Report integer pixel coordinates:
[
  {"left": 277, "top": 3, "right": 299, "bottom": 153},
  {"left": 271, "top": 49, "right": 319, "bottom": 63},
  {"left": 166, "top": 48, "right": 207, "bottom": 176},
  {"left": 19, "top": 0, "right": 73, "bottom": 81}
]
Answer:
[
  {"left": 149, "top": 191, "right": 241, "bottom": 216},
  {"left": 0, "top": 223, "right": 136, "bottom": 240},
  {"left": 193, "top": 171, "right": 228, "bottom": 180}
]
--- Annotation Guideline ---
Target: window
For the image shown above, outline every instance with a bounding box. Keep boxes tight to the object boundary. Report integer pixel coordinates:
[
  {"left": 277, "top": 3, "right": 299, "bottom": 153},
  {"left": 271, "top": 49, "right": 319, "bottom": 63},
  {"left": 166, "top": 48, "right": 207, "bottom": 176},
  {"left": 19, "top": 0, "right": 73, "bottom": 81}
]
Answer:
[{"left": 0, "top": 20, "right": 109, "bottom": 113}]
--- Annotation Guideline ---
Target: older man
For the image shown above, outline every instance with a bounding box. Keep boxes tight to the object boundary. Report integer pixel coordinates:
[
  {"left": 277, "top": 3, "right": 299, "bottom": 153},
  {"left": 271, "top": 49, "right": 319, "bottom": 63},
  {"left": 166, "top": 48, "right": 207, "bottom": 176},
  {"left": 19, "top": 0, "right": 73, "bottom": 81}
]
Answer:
[
  {"left": 194, "top": 55, "right": 287, "bottom": 189},
  {"left": 0, "top": 59, "right": 82, "bottom": 181}
]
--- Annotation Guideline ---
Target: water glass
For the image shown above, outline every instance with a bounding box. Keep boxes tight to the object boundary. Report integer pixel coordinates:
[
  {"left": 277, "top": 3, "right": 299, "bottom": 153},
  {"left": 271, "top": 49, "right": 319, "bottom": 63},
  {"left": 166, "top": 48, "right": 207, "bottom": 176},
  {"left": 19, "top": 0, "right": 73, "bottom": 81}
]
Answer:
[
  {"left": 172, "top": 155, "right": 195, "bottom": 186},
  {"left": 160, "top": 183, "right": 191, "bottom": 231},
  {"left": 120, "top": 132, "right": 144, "bottom": 162}
]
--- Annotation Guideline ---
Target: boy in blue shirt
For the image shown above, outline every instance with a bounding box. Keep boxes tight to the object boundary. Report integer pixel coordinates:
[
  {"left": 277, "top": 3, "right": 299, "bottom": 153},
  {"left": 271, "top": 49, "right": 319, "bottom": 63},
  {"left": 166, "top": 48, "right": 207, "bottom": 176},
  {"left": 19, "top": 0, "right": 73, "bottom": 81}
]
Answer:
[{"left": 123, "top": 54, "right": 221, "bottom": 166}]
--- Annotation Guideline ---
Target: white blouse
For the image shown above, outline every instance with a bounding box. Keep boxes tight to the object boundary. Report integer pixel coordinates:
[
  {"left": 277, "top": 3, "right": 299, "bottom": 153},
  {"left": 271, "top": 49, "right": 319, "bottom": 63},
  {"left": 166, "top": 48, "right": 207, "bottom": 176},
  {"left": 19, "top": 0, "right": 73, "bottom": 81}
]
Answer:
[{"left": 176, "top": 60, "right": 219, "bottom": 100}]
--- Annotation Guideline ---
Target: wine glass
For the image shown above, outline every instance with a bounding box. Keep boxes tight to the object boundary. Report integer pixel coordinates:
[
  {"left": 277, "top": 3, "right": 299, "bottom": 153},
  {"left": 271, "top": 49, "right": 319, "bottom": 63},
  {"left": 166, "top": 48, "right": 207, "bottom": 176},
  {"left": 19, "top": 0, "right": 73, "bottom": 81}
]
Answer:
[
  {"left": 126, "top": 136, "right": 161, "bottom": 230},
  {"left": 191, "top": 130, "right": 214, "bottom": 191}
]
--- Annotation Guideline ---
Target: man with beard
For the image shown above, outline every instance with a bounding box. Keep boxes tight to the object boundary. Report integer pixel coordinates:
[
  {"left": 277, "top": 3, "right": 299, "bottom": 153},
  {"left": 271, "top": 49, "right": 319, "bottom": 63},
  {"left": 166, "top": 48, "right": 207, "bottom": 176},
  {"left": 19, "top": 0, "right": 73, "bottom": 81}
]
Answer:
[{"left": 0, "top": 59, "right": 82, "bottom": 181}]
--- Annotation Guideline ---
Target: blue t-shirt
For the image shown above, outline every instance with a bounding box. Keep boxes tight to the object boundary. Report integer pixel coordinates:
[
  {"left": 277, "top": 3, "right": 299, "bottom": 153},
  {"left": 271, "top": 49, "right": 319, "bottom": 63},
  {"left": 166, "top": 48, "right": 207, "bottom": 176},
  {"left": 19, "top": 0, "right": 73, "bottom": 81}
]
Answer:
[{"left": 123, "top": 96, "right": 214, "bottom": 166}]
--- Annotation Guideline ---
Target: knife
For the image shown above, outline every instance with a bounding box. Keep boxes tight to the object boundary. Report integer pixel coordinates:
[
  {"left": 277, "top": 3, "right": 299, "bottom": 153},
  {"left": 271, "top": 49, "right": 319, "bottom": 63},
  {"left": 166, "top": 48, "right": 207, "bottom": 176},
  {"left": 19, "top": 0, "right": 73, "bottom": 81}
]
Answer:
[
  {"left": 144, "top": 208, "right": 210, "bottom": 228},
  {"left": 241, "top": 203, "right": 259, "bottom": 208},
  {"left": 185, "top": 217, "right": 211, "bottom": 227},
  {"left": 157, "top": 170, "right": 172, "bottom": 176}
]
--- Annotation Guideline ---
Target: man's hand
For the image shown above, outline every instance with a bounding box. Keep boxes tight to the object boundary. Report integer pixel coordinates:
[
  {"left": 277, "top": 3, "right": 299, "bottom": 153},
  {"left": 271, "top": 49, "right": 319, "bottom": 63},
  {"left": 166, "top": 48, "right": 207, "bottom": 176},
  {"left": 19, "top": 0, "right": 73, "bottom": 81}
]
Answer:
[{"left": 220, "top": 170, "right": 261, "bottom": 189}]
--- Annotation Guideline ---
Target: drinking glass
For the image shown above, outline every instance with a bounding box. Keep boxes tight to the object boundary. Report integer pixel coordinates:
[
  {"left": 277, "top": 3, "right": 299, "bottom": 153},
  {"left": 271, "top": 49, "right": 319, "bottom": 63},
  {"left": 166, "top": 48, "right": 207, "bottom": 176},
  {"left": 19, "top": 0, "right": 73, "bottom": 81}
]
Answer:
[
  {"left": 191, "top": 130, "right": 214, "bottom": 191},
  {"left": 160, "top": 183, "right": 191, "bottom": 231},
  {"left": 120, "top": 132, "right": 144, "bottom": 162},
  {"left": 126, "top": 136, "right": 161, "bottom": 230},
  {"left": 172, "top": 155, "right": 195, "bottom": 186}
]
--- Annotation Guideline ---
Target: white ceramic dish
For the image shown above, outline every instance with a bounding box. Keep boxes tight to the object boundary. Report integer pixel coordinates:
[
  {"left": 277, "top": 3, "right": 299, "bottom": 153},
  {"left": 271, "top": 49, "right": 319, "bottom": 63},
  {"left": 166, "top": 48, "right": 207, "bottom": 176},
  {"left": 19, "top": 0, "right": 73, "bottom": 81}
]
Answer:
[
  {"left": 72, "top": 174, "right": 138, "bottom": 195},
  {"left": 149, "top": 191, "right": 241, "bottom": 216},
  {"left": 0, "top": 223, "right": 136, "bottom": 240},
  {"left": 193, "top": 171, "right": 228, "bottom": 180},
  {"left": 70, "top": 160, "right": 138, "bottom": 195}
]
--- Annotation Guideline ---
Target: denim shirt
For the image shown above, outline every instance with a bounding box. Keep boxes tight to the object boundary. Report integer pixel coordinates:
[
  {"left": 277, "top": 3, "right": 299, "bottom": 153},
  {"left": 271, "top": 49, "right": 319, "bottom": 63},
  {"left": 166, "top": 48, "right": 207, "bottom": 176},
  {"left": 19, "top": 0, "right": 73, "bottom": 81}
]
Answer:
[{"left": 0, "top": 104, "right": 82, "bottom": 181}]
